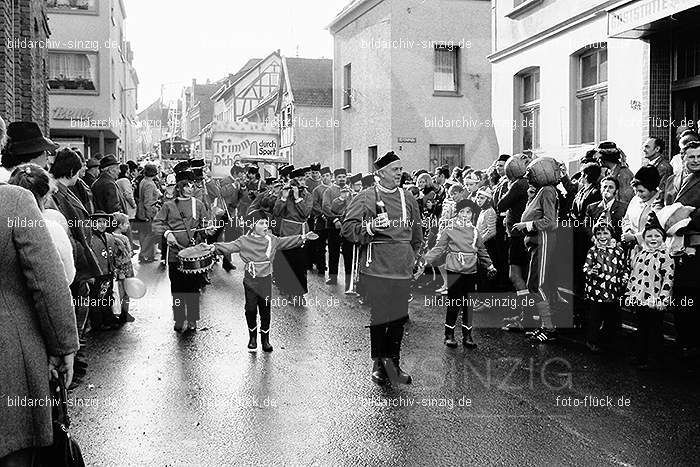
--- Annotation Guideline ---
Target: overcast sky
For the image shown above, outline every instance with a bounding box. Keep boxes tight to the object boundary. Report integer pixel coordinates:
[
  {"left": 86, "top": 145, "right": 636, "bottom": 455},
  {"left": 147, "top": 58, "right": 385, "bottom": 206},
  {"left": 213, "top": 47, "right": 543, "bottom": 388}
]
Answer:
[{"left": 124, "top": 0, "right": 349, "bottom": 110}]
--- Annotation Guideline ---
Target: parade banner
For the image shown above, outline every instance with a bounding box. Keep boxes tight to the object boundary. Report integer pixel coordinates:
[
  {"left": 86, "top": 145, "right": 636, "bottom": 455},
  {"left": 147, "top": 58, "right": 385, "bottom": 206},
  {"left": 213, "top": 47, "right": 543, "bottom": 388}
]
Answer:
[{"left": 207, "top": 121, "right": 281, "bottom": 178}]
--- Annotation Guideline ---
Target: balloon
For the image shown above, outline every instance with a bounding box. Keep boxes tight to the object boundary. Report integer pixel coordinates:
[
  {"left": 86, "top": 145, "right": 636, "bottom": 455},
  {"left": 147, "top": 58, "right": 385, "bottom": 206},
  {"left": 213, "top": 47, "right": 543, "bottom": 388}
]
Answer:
[{"left": 124, "top": 277, "right": 147, "bottom": 299}]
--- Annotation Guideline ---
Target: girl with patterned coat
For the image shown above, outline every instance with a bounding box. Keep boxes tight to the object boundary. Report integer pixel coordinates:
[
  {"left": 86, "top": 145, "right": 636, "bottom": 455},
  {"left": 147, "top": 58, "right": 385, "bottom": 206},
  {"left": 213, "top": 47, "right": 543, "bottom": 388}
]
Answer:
[
  {"left": 582, "top": 219, "right": 628, "bottom": 352},
  {"left": 624, "top": 212, "right": 675, "bottom": 370}
]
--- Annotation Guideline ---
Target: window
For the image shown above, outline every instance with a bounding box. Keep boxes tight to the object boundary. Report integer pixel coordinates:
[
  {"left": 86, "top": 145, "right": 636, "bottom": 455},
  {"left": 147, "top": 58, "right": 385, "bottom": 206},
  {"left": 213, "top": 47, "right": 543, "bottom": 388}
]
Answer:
[
  {"left": 47, "top": 0, "right": 98, "bottom": 13},
  {"left": 576, "top": 46, "right": 608, "bottom": 144},
  {"left": 434, "top": 46, "right": 459, "bottom": 94},
  {"left": 343, "top": 64, "right": 352, "bottom": 108},
  {"left": 429, "top": 145, "right": 464, "bottom": 172},
  {"left": 518, "top": 68, "right": 540, "bottom": 151},
  {"left": 368, "top": 145, "right": 377, "bottom": 171},
  {"left": 344, "top": 149, "right": 352, "bottom": 171},
  {"left": 48, "top": 52, "right": 98, "bottom": 92}
]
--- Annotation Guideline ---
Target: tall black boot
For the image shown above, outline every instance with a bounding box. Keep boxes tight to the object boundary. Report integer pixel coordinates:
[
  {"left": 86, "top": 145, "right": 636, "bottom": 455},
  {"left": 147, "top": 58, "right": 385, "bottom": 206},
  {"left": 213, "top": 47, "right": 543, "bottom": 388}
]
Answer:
[
  {"left": 371, "top": 358, "right": 387, "bottom": 384},
  {"left": 260, "top": 329, "right": 273, "bottom": 352},
  {"left": 462, "top": 325, "right": 477, "bottom": 349},
  {"left": 248, "top": 327, "right": 257, "bottom": 351},
  {"left": 444, "top": 325, "right": 458, "bottom": 348}
]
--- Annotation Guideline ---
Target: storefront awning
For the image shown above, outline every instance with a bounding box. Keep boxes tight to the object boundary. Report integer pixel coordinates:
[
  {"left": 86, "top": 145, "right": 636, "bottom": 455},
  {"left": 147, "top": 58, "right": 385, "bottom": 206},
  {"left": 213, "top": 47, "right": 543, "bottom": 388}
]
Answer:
[{"left": 608, "top": 0, "right": 700, "bottom": 38}]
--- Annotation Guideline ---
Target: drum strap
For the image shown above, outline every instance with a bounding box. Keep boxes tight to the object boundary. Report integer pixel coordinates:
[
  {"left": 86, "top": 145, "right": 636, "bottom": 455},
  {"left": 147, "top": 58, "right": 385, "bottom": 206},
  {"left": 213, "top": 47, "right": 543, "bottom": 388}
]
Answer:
[{"left": 175, "top": 199, "right": 196, "bottom": 246}]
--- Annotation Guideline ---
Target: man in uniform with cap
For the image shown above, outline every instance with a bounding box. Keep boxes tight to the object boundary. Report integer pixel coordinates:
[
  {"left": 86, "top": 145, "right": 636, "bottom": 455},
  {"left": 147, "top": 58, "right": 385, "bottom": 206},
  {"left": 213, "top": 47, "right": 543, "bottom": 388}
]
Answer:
[
  {"left": 310, "top": 166, "right": 333, "bottom": 275},
  {"left": 342, "top": 151, "right": 423, "bottom": 385},
  {"left": 306, "top": 163, "right": 322, "bottom": 192},
  {"left": 322, "top": 168, "right": 351, "bottom": 285},
  {"left": 92, "top": 154, "right": 124, "bottom": 214},
  {"left": 273, "top": 167, "right": 312, "bottom": 298}
]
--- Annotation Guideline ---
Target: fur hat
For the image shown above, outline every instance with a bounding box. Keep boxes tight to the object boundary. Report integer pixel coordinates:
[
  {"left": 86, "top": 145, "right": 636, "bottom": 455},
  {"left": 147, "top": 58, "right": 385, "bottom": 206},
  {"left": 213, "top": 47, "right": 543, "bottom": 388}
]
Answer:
[
  {"left": 374, "top": 151, "right": 400, "bottom": 170},
  {"left": 348, "top": 173, "right": 362, "bottom": 185},
  {"left": 175, "top": 170, "right": 195, "bottom": 183}
]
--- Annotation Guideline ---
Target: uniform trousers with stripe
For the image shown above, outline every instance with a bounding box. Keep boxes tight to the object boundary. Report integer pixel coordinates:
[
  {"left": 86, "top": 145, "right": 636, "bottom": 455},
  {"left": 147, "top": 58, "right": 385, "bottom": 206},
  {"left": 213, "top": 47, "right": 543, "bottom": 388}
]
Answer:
[{"left": 244, "top": 274, "right": 272, "bottom": 331}]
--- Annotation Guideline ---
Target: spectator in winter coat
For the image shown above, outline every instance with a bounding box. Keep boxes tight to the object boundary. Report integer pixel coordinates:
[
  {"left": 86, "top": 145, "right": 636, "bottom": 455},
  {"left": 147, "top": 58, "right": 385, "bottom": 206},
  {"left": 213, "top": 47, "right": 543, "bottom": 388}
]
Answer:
[
  {"left": 92, "top": 154, "right": 124, "bottom": 214},
  {"left": 0, "top": 184, "right": 79, "bottom": 465}
]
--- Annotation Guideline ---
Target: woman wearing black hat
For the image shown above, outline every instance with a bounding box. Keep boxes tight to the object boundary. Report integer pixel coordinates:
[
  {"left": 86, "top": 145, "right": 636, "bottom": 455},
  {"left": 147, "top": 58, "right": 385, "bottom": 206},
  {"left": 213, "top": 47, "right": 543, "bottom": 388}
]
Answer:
[
  {"left": 0, "top": 121, "right": 59, "bottom": 182},
  {"left": 596, "top": 141, "right": 635, "bottom": 204},
  {"left": 622, "top": 166, "right": 662, "bottom": 261}
]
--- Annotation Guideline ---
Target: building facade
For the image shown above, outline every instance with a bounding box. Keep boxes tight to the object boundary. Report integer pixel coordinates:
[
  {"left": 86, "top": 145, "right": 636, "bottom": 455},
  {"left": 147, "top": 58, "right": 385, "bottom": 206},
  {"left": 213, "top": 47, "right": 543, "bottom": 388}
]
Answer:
[
  {"left": 0, "top": 0, "right": 52, "bottom": 132},
  {"left": 47, "top": 0, "right": 139, "bottom": 160},
  {"left": 278, "top": 57, "right": 333, "bottom": 167},
  {"left": 180, "top": 78, "right": 223, "bottom": 156},
  {"left": 490, "top": 0, "right": 700, "bottom": 172},
  {"left": 329, "top": 0, "right": 497, "bottom": 173}
]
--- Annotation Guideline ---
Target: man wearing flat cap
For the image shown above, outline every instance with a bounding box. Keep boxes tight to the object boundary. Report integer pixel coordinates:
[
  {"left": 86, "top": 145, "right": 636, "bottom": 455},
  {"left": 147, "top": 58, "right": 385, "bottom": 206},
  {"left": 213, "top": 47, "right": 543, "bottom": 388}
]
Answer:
[
  {"left": 342, "top": 151, "right": 423, "bottom": 385},
  {"left": 307, "top": 162, "right": 322, "bottom": 192},
  {"left": 92, "top": 154, "right": 125, "bottom": 214},
  {"left": 0, "top": 121, "right": 59, "bottom": 182}
]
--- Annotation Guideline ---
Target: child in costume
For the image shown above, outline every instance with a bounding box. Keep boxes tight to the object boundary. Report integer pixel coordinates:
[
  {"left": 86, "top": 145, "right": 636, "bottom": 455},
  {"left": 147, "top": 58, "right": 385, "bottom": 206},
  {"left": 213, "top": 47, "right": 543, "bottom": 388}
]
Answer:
[
  {"left": 424, "top": 198, "right": 497, "bottom": 348},
  {"left": 624, "top": 212, "right": 674, "bottom": 370},
  {"left": 111, "top": 212, "right": 136, "bottom": 324},
  {"left": 214, "top": 215, "right": 318, "bottom": 352},
  {"left": 88, "top": 212, "right": 120, "bottom": 330},
  {"left": 582, "top": 219, "right": 628, "bottom": 352}
]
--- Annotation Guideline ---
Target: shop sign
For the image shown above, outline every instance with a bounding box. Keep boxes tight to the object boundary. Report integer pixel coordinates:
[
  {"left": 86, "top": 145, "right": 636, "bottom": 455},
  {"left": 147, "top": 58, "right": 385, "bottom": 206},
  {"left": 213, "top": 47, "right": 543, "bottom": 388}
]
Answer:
[
  {"left": 608, "top": 0, "right": 700, "bottom": 36},
  {"left": 51, "top": 107, "right": 95, "bottom": 120}
]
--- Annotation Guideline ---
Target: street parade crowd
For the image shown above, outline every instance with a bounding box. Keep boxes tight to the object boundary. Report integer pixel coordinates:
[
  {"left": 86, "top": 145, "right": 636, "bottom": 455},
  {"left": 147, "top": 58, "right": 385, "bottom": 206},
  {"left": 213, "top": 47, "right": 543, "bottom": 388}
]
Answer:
[{"left": 1, "top": 113, "right": 700, "bottom": 462}]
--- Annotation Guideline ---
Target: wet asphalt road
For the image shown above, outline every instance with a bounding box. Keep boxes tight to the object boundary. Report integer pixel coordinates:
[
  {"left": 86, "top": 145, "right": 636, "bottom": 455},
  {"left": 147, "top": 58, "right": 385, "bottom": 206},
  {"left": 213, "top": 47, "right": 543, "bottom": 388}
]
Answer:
[{"left": 68, "top": 258, "right": 700, "bottom": 466}]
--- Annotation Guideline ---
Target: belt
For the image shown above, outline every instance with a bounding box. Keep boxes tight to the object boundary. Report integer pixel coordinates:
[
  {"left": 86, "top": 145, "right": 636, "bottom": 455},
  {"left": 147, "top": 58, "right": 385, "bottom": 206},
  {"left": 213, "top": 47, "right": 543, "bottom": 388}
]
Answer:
[
  {"left": 450, "top": 251, "right": 476, "bottom": 264},
  {"left": 245, "top": 260, "right": 271, "bottom": 278},
  {"left": 365, "top": 239, "right": 411, "bottom": 267},
  {"left": 282, "top": 218, "right": 308, "bottom": 234}
]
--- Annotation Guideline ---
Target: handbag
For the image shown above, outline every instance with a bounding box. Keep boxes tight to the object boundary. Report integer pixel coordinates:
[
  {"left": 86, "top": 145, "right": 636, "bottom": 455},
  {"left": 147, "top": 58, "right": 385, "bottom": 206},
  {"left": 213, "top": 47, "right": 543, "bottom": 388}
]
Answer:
[{"left": 41, "top": 374, "right": 85, "bottom": 467}]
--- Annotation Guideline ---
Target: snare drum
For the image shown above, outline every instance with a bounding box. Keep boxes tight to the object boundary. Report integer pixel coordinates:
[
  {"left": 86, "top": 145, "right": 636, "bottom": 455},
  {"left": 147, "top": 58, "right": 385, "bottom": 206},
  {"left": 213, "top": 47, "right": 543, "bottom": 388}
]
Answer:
[{"left": 177, "top": 244, "right": 216, "bottom": 274}]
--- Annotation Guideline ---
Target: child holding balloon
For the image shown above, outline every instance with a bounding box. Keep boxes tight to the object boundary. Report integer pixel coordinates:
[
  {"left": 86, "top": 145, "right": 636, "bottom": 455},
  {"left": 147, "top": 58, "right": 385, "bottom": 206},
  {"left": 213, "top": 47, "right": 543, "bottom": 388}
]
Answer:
[{"left": 112, "top": 212, "right": 136, "bottom": 324}]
